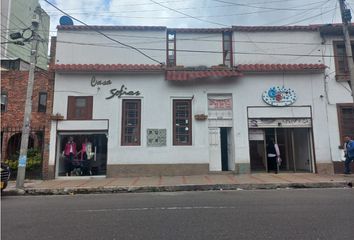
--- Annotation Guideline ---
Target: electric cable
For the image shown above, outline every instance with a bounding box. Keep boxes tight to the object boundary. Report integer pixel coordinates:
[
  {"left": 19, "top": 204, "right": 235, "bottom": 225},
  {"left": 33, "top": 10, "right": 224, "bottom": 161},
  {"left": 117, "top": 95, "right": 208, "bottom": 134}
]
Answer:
[
  {"left": 148, "top": 0, "right": 229, "bottom": 26},
  {"left": 44, "top": 0, "right": 163, "bottom": 65}
]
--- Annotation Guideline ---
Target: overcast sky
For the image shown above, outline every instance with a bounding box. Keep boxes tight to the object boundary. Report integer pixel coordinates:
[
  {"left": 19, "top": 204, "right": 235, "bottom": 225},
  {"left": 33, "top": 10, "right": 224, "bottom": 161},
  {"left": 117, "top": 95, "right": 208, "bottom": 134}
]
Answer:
[{"left": 39, "top": 0, "right": 353, "bottom": 34}]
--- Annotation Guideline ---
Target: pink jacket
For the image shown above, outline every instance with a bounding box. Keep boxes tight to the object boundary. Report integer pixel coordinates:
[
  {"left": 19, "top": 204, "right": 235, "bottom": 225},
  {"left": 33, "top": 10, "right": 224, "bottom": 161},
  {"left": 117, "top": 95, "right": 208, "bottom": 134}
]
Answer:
[{"left": 64, "top": 142, "right": 77, "bottom": 156}]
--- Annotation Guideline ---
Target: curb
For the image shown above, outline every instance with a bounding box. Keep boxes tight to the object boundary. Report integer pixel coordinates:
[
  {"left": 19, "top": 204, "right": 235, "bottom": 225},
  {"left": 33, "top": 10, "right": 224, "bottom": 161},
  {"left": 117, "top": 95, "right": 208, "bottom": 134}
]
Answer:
[{"left": 2, "top": 181, "right": 352, "bottom": 196}]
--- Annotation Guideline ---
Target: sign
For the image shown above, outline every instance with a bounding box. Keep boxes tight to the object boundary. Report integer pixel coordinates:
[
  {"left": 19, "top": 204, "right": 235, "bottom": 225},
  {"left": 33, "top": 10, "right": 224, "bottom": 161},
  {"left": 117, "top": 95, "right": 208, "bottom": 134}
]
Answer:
[
  {"left": 90, "top": 76, "right": 141, "bottom": 100},
  {"left": 262, "top": 86, "right": 296, "bottom": 106},
  {"left": 248, "top": 118, "right": 312, "bottom": 128},
  {"left": 208, "top": 96, "right": 232, "bottom": 110},
  {"left": 106, "top": 85, "right": 141, "bottom": 99},
  {"left": 91, "top": 76, "right": 112, "bottom": 87}
]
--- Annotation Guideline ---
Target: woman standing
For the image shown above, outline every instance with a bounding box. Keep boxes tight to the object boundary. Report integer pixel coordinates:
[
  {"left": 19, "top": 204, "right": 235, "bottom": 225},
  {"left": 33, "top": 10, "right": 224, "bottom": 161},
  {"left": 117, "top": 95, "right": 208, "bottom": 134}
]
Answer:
[{"left": 267, "top": 139, "right": 280, "bottom": 174}]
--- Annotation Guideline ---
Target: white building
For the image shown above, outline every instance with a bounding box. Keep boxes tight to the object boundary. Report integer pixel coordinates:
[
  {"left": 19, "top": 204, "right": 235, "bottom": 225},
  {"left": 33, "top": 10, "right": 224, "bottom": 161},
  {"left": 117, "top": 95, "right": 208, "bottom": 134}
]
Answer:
[{"left": 47, "top": 24, "right": 353, "bottom": 179}]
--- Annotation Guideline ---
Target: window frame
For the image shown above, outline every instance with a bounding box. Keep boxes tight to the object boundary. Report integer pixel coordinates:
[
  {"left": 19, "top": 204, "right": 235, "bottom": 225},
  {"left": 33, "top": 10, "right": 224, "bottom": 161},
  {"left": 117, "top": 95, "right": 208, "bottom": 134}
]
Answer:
[
  {"left": 173, "top": 99, "right": 192, "bottom": 146},
  {"left": 121, "top": 99, "right": 141, "bottom": 146},
  {"left": 67, "top": 96, "right": 93, "bottom": 120},
  {"left": 333, "top": 41, "right": 354, "bottom": 81},
  {"left": 1, "top": 91, "right": 8, "bottom": 112},
  {"left": 222, "top": 31, "right": 233, "bottom": 67},
  {"left": 38, "top": 92, "right": 47, "bottom": 113},
  {"left": 337, "top": 103, "right": 354, "bottom": 145},
  {"left": 166, "top": 30, "right": 176, "bottom": 67}
]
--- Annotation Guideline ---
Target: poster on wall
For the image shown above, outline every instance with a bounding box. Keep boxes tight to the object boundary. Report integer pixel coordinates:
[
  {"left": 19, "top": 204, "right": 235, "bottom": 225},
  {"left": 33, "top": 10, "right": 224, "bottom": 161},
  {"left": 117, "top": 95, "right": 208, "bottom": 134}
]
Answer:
[
  {"left": 208, "top": 96, "right": 232, "bottom": 110},
  {"left": 262, "top": 86, "right": 296, "bottom": 106}
]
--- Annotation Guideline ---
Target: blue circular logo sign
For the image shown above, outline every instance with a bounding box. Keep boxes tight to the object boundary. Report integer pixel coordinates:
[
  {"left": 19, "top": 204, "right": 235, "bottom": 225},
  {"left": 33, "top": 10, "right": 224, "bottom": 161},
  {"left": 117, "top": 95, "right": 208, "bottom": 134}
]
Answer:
[{"left": 262, "top": 86, "right": 297, "bottom": 106}]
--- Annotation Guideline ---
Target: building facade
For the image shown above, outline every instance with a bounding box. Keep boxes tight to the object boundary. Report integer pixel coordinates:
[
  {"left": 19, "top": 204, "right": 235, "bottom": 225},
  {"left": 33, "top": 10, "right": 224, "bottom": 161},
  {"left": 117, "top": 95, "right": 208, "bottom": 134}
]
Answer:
[
  {"left": 48, "top": 24, "right": 353, "bottom": 179},
  {"left": 1, "top": 0, "right": 50, "bottom": 70},
  {"left": 1, "top": 70, "right": 54, "bottom": 179}
]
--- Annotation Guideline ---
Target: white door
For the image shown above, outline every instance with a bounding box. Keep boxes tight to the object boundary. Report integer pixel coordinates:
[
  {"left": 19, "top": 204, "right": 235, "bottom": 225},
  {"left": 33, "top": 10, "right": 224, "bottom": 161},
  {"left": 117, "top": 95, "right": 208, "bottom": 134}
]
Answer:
[{"left": 209, "top": 127, "right": 222, "bottom": 171}]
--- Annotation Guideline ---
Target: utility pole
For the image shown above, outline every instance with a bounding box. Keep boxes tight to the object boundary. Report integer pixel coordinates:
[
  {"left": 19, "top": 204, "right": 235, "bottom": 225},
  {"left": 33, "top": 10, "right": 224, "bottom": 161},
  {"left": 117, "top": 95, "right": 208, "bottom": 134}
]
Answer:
[
  {"left": 339, "top": 0, "right": 354, "bottom": 103},
  {"left": 16, "top": 6, "right": 41, "bottom": 188}
]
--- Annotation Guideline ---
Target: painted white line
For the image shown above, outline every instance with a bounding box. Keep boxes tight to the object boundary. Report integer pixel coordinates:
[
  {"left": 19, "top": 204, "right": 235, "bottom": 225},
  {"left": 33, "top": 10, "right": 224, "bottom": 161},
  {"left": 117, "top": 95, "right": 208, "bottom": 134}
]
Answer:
[{"left": 77, "top": 206, "right": 237, "bottom": 213}]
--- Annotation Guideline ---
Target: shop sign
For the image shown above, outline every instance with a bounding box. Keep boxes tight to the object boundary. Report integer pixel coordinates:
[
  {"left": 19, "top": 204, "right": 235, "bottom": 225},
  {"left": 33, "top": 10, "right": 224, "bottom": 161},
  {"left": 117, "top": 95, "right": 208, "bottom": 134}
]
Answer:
[
  {"left": 262, "top": 86, "right": 296, "bottom": 106},
  {"left": 208, "top": 96, "right": 232, "bottom": 110},
  {"left": 248, "top": 118, "right": 312, "bottom": 128},
  {"left": 90, "top": 76, "right": 140, "bottom": 99},
  {"left": 106, "top": 85, "right": 141, "bottom": 99}
]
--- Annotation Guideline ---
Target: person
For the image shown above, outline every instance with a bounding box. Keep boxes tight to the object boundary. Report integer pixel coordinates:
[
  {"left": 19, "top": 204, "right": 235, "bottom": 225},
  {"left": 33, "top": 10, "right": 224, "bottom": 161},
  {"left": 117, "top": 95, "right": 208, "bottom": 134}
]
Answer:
[
  {"left": 344, "top": 136, "right": 354, "bottom": 174},
  {"left": 78, "top": 137, "right": 93, "bottom": 175},
  {"left": 63, "top": 136, "right": 76, "bottom": 176},
  {"left": 267, "top": 139, "right": 280, "bottom": 174}
]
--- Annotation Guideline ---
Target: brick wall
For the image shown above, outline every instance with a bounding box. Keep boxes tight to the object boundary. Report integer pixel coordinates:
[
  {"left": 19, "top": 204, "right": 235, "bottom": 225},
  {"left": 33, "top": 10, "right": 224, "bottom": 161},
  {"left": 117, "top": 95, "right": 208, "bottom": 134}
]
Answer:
[{"left": 1, "top": 70, "right": 54, "bottom": 179}]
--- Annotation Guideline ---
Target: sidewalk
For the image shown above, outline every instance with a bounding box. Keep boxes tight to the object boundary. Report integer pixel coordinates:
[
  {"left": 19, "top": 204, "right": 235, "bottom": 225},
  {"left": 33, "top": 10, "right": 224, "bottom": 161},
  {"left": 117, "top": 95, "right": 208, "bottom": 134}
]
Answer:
[{"left": 2, "top": 173, "right": 354, "bottom": 196}]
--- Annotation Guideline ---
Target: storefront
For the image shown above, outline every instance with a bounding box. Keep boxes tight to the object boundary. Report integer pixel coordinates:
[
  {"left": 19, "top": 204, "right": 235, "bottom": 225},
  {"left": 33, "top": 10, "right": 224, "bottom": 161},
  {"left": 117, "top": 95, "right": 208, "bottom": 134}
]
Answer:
[{"left": 249, "top": 115, "right": 315, "bottom": 173}]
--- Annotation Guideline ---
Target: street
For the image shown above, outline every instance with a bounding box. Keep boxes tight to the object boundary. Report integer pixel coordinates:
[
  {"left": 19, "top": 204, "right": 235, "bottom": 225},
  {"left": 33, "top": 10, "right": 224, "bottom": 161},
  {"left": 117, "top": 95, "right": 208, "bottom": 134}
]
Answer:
[{"left": 1, "top": 188, "right": 354, "bottom": 240}]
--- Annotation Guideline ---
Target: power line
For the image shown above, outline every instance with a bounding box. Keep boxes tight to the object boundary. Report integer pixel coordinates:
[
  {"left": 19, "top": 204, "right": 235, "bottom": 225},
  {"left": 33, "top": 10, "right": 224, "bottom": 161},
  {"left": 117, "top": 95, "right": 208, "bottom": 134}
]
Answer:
[
  {"left": 45, "top": 0, "right": 328, "bottom": 18},
  {"left": 43, "top": 0, "right": 163, "bottom": 65},
  {"left": 53, "top": 30, "right": 332, "bottom": 46},
  {"left": 53, "top": 39, "right": 341, "bottom": 58},
  {"left": 282, "top": 7, "right": 336, "bottom": 25},
  {"left": 211, "top": 0, "right": 328, "bottom": 11},
  {"left": 148, "top": 0, "right": 229, "bottom": 26}
]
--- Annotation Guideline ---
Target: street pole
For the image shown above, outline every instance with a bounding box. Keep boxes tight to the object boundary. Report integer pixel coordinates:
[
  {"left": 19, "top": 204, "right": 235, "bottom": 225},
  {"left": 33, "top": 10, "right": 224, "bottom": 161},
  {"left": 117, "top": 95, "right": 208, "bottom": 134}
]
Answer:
[
  {"left": 339, "top": 0, "right": 354, "bottom": 103},
  {"left": 16, "top": 6, "right": 41, "bottom": 188}
]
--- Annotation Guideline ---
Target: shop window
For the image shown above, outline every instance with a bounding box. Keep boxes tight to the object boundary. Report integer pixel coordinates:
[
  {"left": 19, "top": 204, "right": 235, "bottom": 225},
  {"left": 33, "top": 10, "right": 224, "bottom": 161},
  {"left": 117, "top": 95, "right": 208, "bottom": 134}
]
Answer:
[
  {"left": 333, "top": 41, "right": 354, "bottom": 81},
  {"left": 167, "top": 31, "right": 176, "bottom": 67},
  {"left": 67, "top": 96, "right": 93, "bottom": 120},
  {"left": 58, "top": 134, "right": 107, "bottom": 176},
  {"left": 1, "top": 91, "right": 8, "bottom": 112},
  {"left": 173, "top": 99, "right": 192, "bottom": 145},
  {"left": 121, "top": 99, "right": 141, "bottom": 146},
  {"left": 223, "top": 31, "right": 233, "bottom": 67},
  {"left": 38, "top": 92, "right": 47, "bottom": 112},
  {"left": 337, "top": 104, "right": 354, "bottom": 144}
]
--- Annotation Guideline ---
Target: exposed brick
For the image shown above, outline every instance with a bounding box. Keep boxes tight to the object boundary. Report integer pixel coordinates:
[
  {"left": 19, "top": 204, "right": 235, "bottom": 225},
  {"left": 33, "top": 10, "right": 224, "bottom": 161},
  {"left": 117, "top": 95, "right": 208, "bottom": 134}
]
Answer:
[{"left": 1, "top": 70, "right": 54, "bottom": 179}]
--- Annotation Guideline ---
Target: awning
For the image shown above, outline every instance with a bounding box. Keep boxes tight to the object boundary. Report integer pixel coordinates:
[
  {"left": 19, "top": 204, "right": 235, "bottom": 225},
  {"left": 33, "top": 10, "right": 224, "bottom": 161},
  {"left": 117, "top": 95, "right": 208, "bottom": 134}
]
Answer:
[{"left": 166, "top": 70, "right": 242, "bottom": 81}]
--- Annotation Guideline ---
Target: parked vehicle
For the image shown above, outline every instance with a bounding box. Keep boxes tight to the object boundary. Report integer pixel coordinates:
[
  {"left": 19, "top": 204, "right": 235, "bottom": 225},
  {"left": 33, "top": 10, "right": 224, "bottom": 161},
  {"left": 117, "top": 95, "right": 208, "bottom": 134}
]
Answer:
[{"left": 1, "top": 162, "right": 11, "bottom": 191}]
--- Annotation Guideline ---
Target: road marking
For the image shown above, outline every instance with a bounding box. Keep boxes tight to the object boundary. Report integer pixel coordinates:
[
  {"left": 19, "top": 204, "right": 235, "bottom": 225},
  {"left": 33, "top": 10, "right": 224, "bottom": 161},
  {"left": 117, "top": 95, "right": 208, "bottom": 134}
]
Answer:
[{"left": 77, "top": 206, "right": 237, "bottom": 213}]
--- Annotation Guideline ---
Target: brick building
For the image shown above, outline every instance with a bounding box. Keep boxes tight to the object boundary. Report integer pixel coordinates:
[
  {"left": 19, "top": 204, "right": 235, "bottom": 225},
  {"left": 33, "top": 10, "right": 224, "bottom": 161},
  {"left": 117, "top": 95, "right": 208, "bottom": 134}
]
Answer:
[{"left": 1, "top": 70, "right": 54, "bottom": 179}]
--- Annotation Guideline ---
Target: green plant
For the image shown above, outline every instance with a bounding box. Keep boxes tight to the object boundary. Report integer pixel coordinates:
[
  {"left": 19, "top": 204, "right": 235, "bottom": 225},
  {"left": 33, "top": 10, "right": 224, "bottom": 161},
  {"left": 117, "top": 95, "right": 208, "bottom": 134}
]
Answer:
[{"left": 4, "top": 148, "right": 42, "bottom": 171}]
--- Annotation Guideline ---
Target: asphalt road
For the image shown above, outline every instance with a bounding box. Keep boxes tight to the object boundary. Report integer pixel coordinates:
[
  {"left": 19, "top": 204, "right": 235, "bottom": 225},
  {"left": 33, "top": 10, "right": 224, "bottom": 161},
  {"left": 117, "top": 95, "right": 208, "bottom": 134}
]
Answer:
[{"left": 1, "top": 188, "right": 354, "bottom": 240}]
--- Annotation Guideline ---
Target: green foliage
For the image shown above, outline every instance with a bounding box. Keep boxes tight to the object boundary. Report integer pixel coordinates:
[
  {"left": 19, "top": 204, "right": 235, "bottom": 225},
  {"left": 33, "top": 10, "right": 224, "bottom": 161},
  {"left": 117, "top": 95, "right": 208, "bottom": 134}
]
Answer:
[{"left": 4, "top": 148, "right": 42, "bottom": 171}]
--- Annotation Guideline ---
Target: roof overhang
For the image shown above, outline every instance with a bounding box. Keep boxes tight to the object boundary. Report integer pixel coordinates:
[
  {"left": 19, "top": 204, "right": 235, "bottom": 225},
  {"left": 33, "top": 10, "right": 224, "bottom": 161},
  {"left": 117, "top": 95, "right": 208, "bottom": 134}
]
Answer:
[
  {"left": 165, "top": 69, "right": 242, "bottom": 81},
  {"left": 54, "top": 64, "right": 165, "bottom": 73}
]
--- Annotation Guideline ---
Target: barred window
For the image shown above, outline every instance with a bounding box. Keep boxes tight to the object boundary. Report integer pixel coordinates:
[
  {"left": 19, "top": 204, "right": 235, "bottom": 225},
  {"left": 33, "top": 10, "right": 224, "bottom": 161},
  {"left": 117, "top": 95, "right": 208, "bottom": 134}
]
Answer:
[
  {"left": 173, "top": 100, "right": 192, "bottom": 145},
  {"left": 121, "top": 99, "right": 141, "bottom": 146}
]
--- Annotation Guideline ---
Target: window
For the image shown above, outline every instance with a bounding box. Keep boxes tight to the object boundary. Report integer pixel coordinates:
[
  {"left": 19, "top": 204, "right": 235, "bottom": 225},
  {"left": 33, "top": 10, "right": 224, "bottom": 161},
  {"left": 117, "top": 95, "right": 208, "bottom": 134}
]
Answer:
[
  {"left": 167, "top": 31, "right": 176, "bottom": 67},
  {"left": 121, "top": 99, "right": 141, "bottom": 146},
  {"left": 223, "top": 31, "right": 233, "bottom": 67},
  {"left": 337, "top": 104, "right": 354, "bottom": 144},
  {"left": 1, "top": 92, "right": 8, "bottom": 112},
  {"left": 38, "top": 92, "right": 47, "bottom": 112},
  {"left": 173, "top": 100, "right": 192, "bottom": 145},
  {"left": 333, "top": 41, "right": 354, "bottom": 81},
  {"left": 67, "top": 96, "right": 93, "bottom": 120}
]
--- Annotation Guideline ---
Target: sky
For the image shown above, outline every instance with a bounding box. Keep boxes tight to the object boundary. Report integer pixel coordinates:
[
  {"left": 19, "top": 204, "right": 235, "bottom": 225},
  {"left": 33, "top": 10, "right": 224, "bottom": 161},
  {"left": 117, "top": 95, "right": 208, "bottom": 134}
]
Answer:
[{"left": 38, "top": 0, "right": 354, "bottom": 36}]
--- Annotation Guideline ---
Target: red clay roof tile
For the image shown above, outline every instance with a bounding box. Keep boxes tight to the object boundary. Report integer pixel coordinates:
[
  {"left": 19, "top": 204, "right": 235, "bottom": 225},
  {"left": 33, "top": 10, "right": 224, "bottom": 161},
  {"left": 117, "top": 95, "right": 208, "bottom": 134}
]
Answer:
[
  {"left": 54, "top": 64, "right": 164, "bottom": 72},
  {"left": 236, "top": 64, "right": 326, "bottom": 72},
  {"left": 166, "top": 70, "right": 242, "bottom": 81}
]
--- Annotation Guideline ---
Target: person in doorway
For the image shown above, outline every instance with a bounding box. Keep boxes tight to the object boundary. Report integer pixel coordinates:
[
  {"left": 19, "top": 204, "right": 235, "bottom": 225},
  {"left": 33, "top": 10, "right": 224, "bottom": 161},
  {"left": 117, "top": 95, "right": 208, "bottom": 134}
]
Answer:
[
  {"left": 344, "top": 136, "right": 354, "bottom": 174},
  {"left": 267, "top": 139, "right": 280, "bottom": 174},
  {"left": 78, "top": 137, "right": 93, "bottom": 175},
  {"left": 63, "top": 136, "right": 76, "bottom": 176}
]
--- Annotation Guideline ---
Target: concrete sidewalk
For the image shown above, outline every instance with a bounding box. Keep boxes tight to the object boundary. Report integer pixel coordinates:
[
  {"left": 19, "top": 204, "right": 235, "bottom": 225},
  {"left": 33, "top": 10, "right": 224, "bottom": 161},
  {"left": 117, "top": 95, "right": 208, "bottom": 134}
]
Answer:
[{"left": 2, "top": 173, "right": 354, "bottom": 196}]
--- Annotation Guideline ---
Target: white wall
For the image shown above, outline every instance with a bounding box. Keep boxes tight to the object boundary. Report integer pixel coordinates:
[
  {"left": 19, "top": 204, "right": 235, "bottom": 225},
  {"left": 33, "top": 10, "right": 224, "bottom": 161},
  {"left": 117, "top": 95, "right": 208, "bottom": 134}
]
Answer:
[
  {"left": 49, "top": 71, "right": 333, "bottom": 168},
  {"left": 320, "top": 35, "right": 353, "bottom": 162},
  {"left": 56, "top": 30, "right": 167, "bottom": 65},
  {"left": 175, "top": 32, "right": 223, "bottom": 67},
  {"left": 233, "top": 31, "right": 324, "bottom": 65}
]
